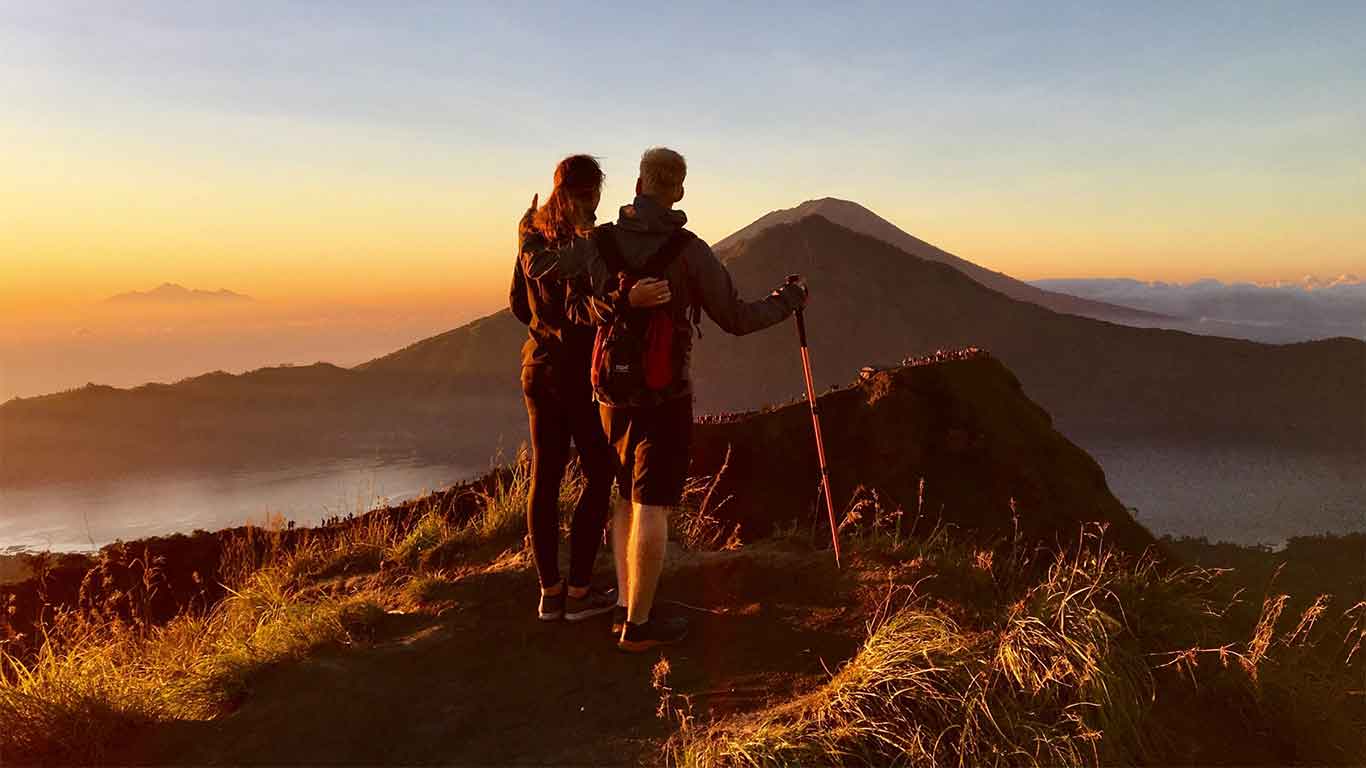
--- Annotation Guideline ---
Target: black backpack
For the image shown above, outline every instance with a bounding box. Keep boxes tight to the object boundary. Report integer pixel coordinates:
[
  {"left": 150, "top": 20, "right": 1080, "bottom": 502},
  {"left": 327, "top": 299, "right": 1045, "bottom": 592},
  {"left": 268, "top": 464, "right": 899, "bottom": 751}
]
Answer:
[{"left": 589, "top": 225, "right": 699, "bottom": 405}]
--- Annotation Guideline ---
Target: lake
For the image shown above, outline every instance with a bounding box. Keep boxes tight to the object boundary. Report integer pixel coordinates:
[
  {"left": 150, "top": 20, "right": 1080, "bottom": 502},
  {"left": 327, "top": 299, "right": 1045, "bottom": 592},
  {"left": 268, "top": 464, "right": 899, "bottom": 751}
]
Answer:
[
  {"left": 1080, "top": 439, "right": 1365, "bottom": 546},
  {"left": 1, "top": 442, "right": 1360, "bottom": 553},
  {"left": 0, "top": 457, "right": 477, "bottom": 552}
]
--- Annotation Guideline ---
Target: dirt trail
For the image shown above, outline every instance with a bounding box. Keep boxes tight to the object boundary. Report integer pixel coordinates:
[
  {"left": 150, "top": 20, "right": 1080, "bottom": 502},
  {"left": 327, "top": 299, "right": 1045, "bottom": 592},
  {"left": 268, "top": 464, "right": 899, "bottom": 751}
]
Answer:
[{"left": 121, "top": 545, "right": 863, "bottom": 766}]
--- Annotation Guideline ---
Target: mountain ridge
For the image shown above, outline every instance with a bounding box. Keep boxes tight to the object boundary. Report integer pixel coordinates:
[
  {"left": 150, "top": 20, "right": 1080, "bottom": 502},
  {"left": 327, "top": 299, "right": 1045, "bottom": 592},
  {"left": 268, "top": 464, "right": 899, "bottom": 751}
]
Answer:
[
  {"left": 712, "top": 198, "right": 1167, "bottom": 322},
  {"left": 106, "top": 283, "right": 253, "bottom": 304},
  {"left": 693, "top": 214, "right": 1363, "bottom": 446}
]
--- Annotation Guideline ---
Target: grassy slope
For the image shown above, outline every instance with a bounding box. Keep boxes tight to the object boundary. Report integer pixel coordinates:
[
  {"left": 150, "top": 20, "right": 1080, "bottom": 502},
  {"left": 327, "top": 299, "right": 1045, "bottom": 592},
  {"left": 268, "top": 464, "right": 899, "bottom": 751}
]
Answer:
[{"left": 3, "top": 461, "right": 1362, "bottom": 766}]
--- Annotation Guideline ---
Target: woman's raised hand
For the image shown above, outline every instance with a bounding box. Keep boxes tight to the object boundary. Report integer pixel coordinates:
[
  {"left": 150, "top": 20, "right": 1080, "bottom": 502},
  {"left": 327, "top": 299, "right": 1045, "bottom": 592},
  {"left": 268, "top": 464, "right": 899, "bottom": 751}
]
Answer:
[{"left": 628, "top": 278, "right": 672, "bottom": 308}]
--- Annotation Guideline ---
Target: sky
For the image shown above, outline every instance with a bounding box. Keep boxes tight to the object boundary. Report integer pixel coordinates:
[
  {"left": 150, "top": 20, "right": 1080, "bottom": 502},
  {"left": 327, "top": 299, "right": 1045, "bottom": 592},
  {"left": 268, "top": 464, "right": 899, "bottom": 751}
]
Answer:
[{"left": 2, "top": 1, "right": 1364, "bottom": 396}]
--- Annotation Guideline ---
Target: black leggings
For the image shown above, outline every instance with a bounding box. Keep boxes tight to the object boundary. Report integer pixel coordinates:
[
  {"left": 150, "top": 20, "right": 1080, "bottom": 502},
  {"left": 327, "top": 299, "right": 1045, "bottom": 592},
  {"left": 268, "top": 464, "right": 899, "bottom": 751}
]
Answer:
[{"left": 521, "top": 364, "right": 618, "bottom": 589}]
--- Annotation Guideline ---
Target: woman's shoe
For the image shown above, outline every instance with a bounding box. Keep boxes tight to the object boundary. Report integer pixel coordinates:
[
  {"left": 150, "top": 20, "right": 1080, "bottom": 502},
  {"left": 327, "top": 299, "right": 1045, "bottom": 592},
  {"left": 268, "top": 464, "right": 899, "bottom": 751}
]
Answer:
[
  {"left": 538, "top": 588, "right": 566, "bottom": 621},
  {"left": 565, "top": 586, "right": 617, "bottom": 621}
]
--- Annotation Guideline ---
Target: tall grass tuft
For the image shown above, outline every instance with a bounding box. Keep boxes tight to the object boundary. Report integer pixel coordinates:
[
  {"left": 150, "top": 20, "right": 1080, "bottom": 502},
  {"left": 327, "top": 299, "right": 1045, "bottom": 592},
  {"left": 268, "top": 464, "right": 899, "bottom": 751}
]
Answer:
[
  {"left": 676, "top": 447, "right": 742, "bottom": 551},
  {"left": 469, "top": 446, "right": 535, "bottom": 544},
  {"left": 388, "top": 505, "right": 455, "bottom": 568},
  {"left": 289, "top": 514, "right": 400, "bottom": 581}
]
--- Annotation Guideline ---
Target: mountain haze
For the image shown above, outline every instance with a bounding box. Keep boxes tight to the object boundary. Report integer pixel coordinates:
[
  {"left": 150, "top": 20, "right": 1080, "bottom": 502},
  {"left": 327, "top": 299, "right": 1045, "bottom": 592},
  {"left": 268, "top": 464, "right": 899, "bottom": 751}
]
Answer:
[
  {"left": 3, "top": 203, "right": 1361, "bottom": 510},
  {"left": 1032, "top": 277, "right": 1366, "bottom": 343},
  {"left": 713, "top": 198, "right": 1165, "bottom": 323}
]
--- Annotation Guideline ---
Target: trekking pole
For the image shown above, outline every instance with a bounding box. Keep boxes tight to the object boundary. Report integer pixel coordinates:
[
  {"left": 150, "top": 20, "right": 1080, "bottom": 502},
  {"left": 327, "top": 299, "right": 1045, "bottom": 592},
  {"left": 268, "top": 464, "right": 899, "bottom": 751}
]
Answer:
[{"left": 787, "top": 276, "right": 842, "bottom": 568}]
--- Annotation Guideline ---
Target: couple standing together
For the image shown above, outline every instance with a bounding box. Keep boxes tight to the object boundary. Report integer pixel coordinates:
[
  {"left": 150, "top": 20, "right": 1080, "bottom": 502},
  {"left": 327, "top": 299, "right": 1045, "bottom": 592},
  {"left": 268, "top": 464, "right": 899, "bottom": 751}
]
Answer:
[{"left": 510, "top": 147, "right": 809, "bottom": 652}]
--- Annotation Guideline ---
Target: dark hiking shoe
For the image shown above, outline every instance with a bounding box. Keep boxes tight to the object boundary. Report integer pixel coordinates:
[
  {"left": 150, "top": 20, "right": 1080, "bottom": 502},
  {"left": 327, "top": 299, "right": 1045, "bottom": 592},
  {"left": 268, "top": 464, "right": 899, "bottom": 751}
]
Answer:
[
  {"left": 618, "top": 615, "right": 688, "bottom": 653},
  {"left": 565, "top": 586, "right": 617, "bottom": 622},
  {"left": 611, "top": 605, "right": 628, "bottom": 635},
  {"left": 538, "top": 589, "right": 565, "bottom": 621}
]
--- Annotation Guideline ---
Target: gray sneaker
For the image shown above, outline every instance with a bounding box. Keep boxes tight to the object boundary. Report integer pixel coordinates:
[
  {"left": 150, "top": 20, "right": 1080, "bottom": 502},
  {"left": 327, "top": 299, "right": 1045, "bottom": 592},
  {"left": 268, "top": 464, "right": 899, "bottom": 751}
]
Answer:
[{"left": 565, "top": 586, "right": 617, "bottom": 622}]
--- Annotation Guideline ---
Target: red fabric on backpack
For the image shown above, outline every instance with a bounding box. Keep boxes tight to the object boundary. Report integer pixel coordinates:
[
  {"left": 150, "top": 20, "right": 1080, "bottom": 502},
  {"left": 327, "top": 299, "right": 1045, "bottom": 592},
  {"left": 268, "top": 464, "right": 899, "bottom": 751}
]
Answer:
[
  {"left": 643, "top": 310, "right": 675, "bottom": 390},
  {"left": 590, "top": 325, "right": 608, "bottom": 389}
]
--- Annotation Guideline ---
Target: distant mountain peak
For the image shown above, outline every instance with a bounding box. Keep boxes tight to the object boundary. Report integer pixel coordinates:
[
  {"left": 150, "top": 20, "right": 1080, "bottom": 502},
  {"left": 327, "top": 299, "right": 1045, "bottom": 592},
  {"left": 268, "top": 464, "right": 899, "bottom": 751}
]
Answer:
[
  {"left": 788, "top": 196, "right": 873, "bottom": 212},
  {"left": 106, "top": 284, "right": 252, "bottom": 304},
  {"left": 712, "top": 197, "right": 902, "bottom": 254},
  {"left": 713, "top": 197, "right": 1165, "bottom": 322}
]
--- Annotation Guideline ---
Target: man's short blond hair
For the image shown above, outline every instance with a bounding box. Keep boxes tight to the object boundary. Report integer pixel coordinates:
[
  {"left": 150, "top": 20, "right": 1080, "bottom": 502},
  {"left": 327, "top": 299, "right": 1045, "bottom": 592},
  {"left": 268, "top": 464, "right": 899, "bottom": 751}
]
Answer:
[{"left": 639, "top": 147, "right": 687, "bottom": 197}]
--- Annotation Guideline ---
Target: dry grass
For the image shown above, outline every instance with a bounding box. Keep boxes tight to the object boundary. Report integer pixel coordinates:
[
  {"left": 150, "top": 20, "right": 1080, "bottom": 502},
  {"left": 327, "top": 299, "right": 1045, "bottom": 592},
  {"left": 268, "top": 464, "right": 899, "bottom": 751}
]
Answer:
[
  {"left": 7, "top": 462, "right": 1361, "bottom": 766},
  {"left": 0, "top": 445, "right": 581, "bottom": 765},
  {"left": 471, "top": 446, "right": 538, "bottom": 544},
  {"left": 388, "top": 506, "right": 456, "bottom": 568},
  {"left": 676, "top": 447, "right": 742, "bottom": 551},
  {"left": 292, "top": 516, "right": 400, "bottom": 581},
  {"left": 0, "top": 549, "right": 383, "bottom": 765},
  {"left": 398, "top": 573, "right": 449, "bottom": 610},
  {"left": 414, "top": 448, "right": 539, "bottom": 569},
  {"left": 672, "top": 524, "right": 1366, "bottom": 767}
]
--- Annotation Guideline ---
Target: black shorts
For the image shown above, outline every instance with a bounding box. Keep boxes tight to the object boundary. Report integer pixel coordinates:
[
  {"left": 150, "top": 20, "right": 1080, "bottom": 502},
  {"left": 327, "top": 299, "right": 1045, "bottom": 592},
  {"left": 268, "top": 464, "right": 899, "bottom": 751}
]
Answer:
[{"left": 600, "top": 396, "right": 693, "bottom": 507}]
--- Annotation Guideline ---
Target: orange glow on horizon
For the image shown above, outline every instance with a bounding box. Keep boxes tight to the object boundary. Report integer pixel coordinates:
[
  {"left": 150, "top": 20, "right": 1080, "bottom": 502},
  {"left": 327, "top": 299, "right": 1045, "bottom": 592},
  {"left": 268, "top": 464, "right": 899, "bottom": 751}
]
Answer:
[{"left": 3, "top": 123, "right": 1362, "bottom": 320}]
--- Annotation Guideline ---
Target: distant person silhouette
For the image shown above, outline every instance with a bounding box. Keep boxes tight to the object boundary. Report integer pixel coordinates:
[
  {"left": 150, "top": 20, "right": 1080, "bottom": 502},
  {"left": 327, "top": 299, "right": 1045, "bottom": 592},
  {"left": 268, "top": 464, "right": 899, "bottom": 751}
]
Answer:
[
  {"left": 524, "top": 147, "right": 807, "bottom": 650},
  {"left": 511, "top": 155, "right": 669, "bottom": 622}
]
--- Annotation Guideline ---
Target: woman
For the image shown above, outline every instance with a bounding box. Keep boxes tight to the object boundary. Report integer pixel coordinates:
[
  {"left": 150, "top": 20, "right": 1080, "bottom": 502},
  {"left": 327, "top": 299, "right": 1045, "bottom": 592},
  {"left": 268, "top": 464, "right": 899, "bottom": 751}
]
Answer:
[{"left": 510, "top": 155, "right": 668, "bottom": 622}]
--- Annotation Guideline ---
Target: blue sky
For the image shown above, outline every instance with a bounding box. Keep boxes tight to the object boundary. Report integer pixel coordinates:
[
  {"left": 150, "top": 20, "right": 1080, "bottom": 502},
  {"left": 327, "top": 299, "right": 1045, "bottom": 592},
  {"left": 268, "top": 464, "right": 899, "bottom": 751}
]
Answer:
[{"left": 2, "top": 0, "right": 1363, "bottom": 310}]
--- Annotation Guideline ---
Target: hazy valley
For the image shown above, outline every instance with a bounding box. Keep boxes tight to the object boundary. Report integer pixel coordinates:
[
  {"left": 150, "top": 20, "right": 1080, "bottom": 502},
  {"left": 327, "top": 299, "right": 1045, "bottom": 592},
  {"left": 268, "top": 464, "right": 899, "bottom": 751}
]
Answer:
[
  {"left": 1033, "top": 275, "right": 1366, "bottom": 343},
  {"left": 3, "top": 200, "right": 1361, "bottom": 550}
]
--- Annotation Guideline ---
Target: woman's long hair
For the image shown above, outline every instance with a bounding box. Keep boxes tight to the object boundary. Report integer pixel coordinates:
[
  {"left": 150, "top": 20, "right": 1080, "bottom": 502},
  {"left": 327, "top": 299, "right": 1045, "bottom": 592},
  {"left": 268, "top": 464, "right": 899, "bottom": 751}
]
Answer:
[{"left": 533, "top": 154, "right": 604, "bottom": 243}]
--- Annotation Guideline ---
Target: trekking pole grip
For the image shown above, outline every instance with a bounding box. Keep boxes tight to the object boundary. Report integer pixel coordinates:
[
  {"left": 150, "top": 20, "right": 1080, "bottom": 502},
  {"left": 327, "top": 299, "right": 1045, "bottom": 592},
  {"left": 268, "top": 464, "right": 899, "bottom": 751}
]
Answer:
[{"left": 786, "top": 275, "right": 808, "bottom": 346}]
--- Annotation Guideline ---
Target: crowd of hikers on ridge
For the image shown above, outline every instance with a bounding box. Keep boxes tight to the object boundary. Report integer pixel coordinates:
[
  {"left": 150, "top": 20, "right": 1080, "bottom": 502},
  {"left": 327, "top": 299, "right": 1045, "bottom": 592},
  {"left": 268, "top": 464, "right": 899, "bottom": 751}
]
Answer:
[{"left": 510, "top": 148, "right": 809, "bottom": 651}]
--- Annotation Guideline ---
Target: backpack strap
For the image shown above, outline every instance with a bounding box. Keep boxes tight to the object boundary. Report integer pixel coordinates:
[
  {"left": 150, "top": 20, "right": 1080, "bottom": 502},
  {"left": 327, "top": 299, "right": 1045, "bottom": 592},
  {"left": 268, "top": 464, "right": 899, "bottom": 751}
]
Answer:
[
  {"left": 590, "top": 224, "right": 625, "bottom": 274},
  {"left": 645, "top": 229, "right": 706, "bottom": 337},
  {"left": 642, "top": 229, "right": 695, "bottom": 276},
  {"left": 592, "top": 227, "right": 700, "bottom": 329}
]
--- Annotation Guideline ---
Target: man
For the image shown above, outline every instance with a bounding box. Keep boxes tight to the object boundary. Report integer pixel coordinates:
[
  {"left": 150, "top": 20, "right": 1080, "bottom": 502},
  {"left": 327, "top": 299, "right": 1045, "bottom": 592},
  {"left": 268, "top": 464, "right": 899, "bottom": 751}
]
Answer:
[{"left": 532, "top": 147, "right": 808, "bottom": 651}]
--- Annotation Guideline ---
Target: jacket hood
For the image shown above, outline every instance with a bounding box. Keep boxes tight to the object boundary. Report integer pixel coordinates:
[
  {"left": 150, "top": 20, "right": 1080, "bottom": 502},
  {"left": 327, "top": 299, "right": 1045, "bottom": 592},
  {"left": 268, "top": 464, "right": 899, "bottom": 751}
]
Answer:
[
  {"left": 617, "top": 194, "right": 688, "bottom": 233},
  {"left": 614, "top": 195, "right": 690, "bottom": 267}
]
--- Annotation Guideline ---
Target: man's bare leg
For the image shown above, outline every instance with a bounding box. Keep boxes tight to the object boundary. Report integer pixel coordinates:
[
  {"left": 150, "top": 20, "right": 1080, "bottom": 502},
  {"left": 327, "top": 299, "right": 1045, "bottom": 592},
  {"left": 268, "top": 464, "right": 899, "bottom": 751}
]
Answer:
[
  {"left": 611, "top": 495, "right": 632, "bottom": 608},
  {"left": 625, "top": 502, "right": 668, "bottom": 625}
]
